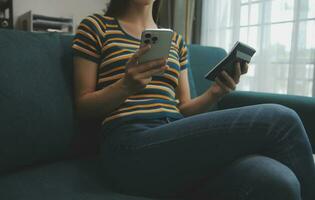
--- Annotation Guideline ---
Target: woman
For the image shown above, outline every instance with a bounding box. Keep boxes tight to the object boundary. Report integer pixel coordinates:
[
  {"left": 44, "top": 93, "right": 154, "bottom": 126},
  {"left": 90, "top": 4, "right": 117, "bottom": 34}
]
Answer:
[{"left": 72, "top": 0, "right": 315, "bottom": 199}]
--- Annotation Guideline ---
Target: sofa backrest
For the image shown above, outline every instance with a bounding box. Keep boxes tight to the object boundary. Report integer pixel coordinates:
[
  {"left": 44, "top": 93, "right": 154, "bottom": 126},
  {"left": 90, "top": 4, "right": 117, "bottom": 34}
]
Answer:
[
  {"left": 188, "top": 44, "right": 227, "bottom": 97},
  {"left": 0, "top": 29, "right": 76, "bottom": 173},
  {"left": 0, "top": 29, "right": 227, "bottom": 173}
]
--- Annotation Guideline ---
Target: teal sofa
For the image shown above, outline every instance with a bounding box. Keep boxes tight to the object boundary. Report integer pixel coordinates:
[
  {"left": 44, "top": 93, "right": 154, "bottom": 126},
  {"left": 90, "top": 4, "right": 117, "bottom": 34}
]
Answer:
[{"left": 0, "top": 29, "right": 314, "bottom": 200}]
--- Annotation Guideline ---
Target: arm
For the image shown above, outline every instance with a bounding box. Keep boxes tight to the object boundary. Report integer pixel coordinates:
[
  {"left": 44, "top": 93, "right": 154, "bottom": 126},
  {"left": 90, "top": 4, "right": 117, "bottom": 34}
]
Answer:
[
  {"left": 177, "top": 62, "right": 248, "bottom": 116},
  {"left": 74, "top": 45, "right": 168, "bottom": 120},
  {"left": 74, "top": 57, "right": 132, "bottom": 120},
  {"left": 176, "top": 69, "right": 221, "bottom": 116}
]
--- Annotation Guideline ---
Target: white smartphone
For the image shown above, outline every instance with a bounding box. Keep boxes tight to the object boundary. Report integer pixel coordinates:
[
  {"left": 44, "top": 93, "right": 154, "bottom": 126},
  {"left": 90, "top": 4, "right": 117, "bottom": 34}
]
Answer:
[{"left": 138, "top": 29, "right": 173, "bottom": 69}]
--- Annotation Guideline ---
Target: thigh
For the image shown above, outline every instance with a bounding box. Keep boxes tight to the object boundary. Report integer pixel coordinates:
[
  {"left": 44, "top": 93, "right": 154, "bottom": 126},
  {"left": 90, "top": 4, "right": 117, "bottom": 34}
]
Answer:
[{"left": 101, "top": 104, "right": 295, "bottom": 197}]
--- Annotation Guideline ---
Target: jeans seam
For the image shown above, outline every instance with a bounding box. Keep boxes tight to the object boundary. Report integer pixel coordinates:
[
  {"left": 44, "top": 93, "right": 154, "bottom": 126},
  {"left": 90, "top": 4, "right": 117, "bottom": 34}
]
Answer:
[
  {"left": 123, "top": 123, "right": 272, "bottom": 151},
  {"left": 111, "top": 116, "right": 297, "bottom": 153}
]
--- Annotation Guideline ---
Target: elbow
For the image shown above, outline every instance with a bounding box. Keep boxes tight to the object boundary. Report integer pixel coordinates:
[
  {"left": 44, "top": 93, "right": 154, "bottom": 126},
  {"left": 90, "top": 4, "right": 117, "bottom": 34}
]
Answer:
[
  {"left": 74, "top": 95, "right": 93, "bottom": 121},
  {"left": 74, "top": 96, "right": 108, "bottom": 121},
  {"left": 178, "top": 102, "right": 192, "bottom": 117},
  {"left": 74, "top": 99, "right": 87, "bottom": 120}
]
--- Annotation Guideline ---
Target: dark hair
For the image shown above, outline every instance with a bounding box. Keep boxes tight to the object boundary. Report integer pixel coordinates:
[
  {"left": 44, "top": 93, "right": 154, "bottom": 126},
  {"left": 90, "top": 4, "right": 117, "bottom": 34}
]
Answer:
[{"left": 105, "top": 0, "right": 163, "bottom": 23}]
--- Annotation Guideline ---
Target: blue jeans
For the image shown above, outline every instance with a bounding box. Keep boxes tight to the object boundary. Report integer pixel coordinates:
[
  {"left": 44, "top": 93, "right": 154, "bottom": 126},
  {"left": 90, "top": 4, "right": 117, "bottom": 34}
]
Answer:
[{"left": 100, "top": 104, "right": 315, "bottom": 200}]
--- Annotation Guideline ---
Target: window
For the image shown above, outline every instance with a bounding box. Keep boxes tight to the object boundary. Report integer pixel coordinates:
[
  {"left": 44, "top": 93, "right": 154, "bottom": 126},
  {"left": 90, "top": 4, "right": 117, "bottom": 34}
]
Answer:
[{"left": 201, "top": 0, "right": 315, "bottom": 97}]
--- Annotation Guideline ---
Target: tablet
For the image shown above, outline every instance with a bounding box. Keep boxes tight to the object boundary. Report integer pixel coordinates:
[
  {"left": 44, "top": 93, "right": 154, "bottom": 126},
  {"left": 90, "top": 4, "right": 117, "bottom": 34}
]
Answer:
[{"left": 205, "top": 41, "right": 256, "bottom": 81}]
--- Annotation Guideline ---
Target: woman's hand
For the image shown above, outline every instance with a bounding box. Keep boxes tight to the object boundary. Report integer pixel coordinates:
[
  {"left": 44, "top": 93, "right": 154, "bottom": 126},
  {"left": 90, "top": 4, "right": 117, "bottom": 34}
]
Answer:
[
  {"left": 121, "top": 44, "right": 169, "bottom": 94},
  {"left": 209, "top": 62, "right": 249, "bottom": 99}
]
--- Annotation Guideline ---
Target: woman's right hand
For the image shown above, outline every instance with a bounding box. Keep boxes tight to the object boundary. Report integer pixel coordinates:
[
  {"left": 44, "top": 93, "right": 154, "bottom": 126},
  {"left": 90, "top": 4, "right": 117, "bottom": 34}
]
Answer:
[{"left": 121, "top": 44, "right": 169, "bottom": 94}]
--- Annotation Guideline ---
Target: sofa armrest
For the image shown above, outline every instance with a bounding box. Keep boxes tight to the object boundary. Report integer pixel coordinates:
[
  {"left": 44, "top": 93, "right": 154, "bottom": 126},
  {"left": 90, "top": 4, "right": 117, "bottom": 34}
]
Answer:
[{"left": 218, "top": 91, "right": 315, "bottom": 152}]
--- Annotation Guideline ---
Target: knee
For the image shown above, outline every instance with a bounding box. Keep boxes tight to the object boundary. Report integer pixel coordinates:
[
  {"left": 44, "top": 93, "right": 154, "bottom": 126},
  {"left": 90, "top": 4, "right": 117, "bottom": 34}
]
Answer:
[
  {"left": 228, "top": 156, "right": 301, "bottom": 200},
  {"left": 262, "top": 164, "right": 301, "bottom": 199},
  {"left": 249, "top": 156, "right": 301, "bottom": 199},
  {"left": 263, "top": 104, "right": 301, "bottom": 123}
]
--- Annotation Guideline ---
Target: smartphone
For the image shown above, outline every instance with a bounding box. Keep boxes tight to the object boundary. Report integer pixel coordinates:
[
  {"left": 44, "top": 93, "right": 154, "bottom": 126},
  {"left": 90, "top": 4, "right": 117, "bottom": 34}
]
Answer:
[
  {"left": 138, "top": 29, "right": 173, "bottom": 75},
  {"left": 205, "top": 41, "right": 256, "bottom": 81}
]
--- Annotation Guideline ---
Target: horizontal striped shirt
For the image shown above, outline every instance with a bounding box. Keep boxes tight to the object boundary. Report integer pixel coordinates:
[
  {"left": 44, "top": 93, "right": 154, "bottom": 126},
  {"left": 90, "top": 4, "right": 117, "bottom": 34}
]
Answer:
[{"left": 72, "top": 14, "right": 189, "bottom": 129}]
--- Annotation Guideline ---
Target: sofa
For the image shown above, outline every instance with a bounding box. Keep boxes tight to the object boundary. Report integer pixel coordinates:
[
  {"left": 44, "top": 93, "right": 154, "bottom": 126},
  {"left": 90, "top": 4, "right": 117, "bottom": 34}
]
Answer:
[{"left": 0, "top": 29, "right": 314, "bottom": 200}]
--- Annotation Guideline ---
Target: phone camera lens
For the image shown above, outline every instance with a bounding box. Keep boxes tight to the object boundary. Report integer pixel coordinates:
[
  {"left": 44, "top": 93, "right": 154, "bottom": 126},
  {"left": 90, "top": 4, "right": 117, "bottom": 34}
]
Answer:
[
  {"left": 144, "top": 39, "right": 151, "bottom": 44},
  {"left": 152, "top": 36, "right": 158, "bottom": 42},
  {"left": 145, "top": 33, "right": 151, "bottom": 38}
]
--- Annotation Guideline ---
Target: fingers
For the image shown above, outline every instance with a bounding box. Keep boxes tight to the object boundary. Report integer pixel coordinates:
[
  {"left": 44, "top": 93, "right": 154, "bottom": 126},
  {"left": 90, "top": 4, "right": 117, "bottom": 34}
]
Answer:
[
  {"left": 213, "top": 62, "right": 250, "bottom": 95},
  {"left": 125, "top": 57, "right": 168, "bottom": 80},
  {"left": 242, "top": 62, "right": 249, "bottom": 74},
  {"left": 220, "top": 71, "right": 236, "bottom": 90},
  {"left": 137, "top": 65, "right": 169, "bottom": 79},
  {"left": 135, "top": 44, "right": 152, "bottom": 59},
  {"left": 234, "top": 62, "right": 241, "bottom": 84},
  {"left": 215, "top": 77, "right": 233, "bottom": 93},
  {"left": 136, "top": 58, "right": 167, "bottom": 73},
  {"left": 126, "top": 44, "right": 168, "bottom": 80},
  {"left": 127, "top": 44, "right": 151, "bottom": 65}
]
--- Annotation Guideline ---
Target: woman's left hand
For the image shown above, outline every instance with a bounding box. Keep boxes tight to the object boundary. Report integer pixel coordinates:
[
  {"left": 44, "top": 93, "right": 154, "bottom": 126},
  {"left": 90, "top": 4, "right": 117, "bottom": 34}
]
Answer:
[{"left": 209, "top": 62, "right": 248, "bottom": 98}]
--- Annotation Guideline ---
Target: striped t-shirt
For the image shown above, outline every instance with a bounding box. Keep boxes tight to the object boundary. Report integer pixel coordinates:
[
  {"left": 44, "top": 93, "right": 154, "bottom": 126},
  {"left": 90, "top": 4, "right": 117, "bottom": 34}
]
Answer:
[{"left": 72, "top": 14, "right": 190, "bottom": 129}]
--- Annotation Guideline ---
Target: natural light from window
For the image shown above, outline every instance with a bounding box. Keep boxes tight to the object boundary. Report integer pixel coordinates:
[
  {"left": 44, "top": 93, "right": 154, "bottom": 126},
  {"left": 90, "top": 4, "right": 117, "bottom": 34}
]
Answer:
[{"left": 201, "top": 0, "right": 315, "bottom": 97}]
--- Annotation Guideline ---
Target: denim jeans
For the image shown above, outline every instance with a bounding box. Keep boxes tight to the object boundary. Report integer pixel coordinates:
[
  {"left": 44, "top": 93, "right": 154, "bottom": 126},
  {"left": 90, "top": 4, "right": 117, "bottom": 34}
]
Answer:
[{"left": 100, "top": 104, "right": 315, "bottom": 200}]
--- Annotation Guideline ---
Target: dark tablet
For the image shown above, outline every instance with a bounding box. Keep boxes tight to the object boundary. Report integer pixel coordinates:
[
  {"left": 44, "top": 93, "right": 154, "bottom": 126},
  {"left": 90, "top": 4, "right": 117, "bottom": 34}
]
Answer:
[{"left": 205, "top": 41, "right": 256, "bottom": 81}]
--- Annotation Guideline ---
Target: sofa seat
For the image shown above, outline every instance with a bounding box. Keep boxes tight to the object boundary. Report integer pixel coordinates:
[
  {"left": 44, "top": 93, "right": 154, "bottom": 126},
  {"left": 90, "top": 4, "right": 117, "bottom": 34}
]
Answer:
[
  {"left": 1, "top": 156, "right": 313, "bottom": 200},
  {"left": 0, "top": 157, "right": 165, "bottom": 200},
  {"left": 1, "top": 30, "right": 314, "bottom": 200}
]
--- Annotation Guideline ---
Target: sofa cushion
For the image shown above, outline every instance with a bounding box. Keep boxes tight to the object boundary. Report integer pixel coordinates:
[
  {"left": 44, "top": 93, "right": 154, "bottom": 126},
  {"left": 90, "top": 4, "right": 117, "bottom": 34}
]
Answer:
[
  {"left": 188, "top": 45, "right": 227, "bottom": 96},
  {"left": 0, "top": 156, "right": 312, "bottom": 200},
  {"left": 0, "top": 29, "right": 76, "bottom": 173},
  {"left": 0, "top": 157, "right": 165, "bottom": 200}
]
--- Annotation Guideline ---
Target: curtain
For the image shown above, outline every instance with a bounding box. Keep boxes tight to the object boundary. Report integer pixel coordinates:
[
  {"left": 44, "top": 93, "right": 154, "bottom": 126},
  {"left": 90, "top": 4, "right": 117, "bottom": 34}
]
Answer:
[
  {"left": 158, "top": 0, "right": 174, "bottom": 28},
  {"left": 184, "top": 0, "right": 196, "bottom": 44},
  {"left": 192, "top": 0, "right": 203, "bottom": 44},
  {"left": 201, "top": 0, "right": 315, "bottom": 97},
  {"left": 159, "top": 0, "right": 196, "bottom": 44}
]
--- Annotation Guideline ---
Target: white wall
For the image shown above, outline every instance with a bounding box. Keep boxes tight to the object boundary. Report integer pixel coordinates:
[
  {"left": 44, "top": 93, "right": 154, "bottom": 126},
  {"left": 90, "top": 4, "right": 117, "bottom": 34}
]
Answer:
[{"left": 13, "top": 0, "right": 110, "bottom": 29}]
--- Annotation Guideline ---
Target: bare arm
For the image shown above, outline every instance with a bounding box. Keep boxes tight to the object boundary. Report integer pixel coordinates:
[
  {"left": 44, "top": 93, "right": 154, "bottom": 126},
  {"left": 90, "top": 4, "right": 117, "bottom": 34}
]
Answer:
[
  {"left": 176, "top": 69, "right": 222, "bottom": 116},
  {"left": 74, "top": 45, "right": 168, "bottom": 120},
  {"left": 176, "top": 62, "right": 248, "bottom": 117},
  {"left": 73, "top": 57, "right": 130, "bottom": 120}
]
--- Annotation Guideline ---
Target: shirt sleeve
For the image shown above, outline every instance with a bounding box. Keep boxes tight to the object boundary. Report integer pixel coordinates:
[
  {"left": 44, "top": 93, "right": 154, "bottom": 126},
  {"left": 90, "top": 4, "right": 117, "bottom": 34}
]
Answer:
[
  {"left": 178, "top": 34, "right": 190, "bottom": 71},
  {"left": 72, "top": 16, "right": 103, "bottom": 64}
]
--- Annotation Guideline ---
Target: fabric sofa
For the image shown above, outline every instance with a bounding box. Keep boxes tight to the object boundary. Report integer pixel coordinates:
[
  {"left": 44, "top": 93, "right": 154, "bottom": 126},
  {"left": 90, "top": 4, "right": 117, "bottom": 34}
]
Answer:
[{"left": 0, "top": 29, "right": 314, "bottom": 200}]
